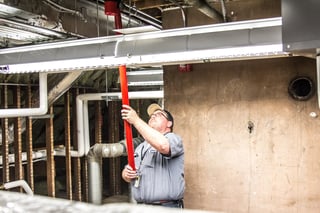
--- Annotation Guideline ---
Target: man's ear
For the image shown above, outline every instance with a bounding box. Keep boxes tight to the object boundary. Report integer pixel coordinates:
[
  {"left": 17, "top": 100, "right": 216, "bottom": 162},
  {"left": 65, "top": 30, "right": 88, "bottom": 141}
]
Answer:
[{"left": 167, "top": 121, "right": 173, "bottom": 128}]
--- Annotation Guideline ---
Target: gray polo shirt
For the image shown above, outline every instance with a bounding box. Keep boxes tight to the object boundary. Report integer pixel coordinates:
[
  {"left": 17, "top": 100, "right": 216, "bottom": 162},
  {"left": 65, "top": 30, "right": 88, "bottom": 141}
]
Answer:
[{"left": 131, "top": 132, "right": 185, "bottom": 203}]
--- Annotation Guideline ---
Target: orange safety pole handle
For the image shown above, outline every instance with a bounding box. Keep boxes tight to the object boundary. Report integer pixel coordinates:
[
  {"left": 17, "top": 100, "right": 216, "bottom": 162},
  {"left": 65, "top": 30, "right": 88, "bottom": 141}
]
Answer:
[{"left": 119, "top": 65, "right": 136, "bottom": 170}]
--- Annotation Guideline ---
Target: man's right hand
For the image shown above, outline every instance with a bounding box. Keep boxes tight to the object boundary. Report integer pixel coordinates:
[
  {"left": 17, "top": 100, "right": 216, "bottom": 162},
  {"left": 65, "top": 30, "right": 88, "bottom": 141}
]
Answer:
[{"left": 122, "top": 164, "right": 138, "bottom": 183}]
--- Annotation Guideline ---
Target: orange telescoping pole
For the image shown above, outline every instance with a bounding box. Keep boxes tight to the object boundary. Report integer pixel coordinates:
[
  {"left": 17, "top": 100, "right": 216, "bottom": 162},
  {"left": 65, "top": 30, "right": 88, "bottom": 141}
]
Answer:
[{"left": 119, "top": 65, "right": 136, "bottom": 170}]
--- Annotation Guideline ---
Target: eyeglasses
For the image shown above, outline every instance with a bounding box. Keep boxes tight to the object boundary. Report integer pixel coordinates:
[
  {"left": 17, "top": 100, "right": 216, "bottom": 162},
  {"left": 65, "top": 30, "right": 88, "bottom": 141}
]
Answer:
[{"left": 149, "top": 111, "right": 168, "bottom": 120}]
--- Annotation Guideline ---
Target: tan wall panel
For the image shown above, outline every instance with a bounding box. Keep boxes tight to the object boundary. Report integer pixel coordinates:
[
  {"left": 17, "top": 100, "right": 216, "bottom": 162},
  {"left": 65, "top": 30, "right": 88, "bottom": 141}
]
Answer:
[{"left": 164, "top": 57, "right": 320, "bottom": 212}]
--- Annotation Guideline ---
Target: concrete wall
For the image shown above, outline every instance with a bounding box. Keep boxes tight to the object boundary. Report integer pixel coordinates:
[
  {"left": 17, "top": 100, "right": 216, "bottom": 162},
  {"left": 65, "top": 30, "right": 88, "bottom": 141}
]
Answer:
[{"left": 163, "top": 57, "right": 320, "bottom": 212}]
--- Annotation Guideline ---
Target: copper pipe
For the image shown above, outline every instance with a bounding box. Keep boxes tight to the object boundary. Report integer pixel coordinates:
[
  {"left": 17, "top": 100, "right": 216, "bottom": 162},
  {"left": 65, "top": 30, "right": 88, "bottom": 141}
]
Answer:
[
  {"left": 46, "top": 106, "right": 55, "bottom": 197},
  {"left": 93, "top": 101, "right": 103, "bottom": 198},
  {"left": 1, "top": 85, "right": 10, "bottom": 183},
  {"left": 14, "top": 86, "right": 23, "bottom": 192},
  {"left": 26, "top": 84, "right": 34, "bottom": 191},
  {"left": 72, "top": 88, "right": 82, "bottom": 201},
  {"left": 64, "top": 91, "right": 73, "bottom": 200},
  {"left": 108, "top": 101, "right": 121, "bottom": 195}
]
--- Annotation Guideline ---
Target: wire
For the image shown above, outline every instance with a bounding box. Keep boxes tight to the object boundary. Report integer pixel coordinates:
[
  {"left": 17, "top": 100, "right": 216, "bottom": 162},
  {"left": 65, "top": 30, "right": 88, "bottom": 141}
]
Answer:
[{"left": 43, "top": 0, "right": 87, "bottom": 22}]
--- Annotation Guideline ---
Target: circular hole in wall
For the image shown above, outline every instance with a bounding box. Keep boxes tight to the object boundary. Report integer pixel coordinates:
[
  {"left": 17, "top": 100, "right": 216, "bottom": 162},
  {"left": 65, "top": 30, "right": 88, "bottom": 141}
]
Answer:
[{"left": 288, "top": 76, "right": 314, "bottom": 101}]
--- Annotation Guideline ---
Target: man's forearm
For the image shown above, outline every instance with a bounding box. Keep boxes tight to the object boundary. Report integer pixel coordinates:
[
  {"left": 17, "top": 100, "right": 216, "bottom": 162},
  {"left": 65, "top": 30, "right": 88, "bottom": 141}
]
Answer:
[{"left": 133, "top": 117, "right": 170, "bottom": 155}]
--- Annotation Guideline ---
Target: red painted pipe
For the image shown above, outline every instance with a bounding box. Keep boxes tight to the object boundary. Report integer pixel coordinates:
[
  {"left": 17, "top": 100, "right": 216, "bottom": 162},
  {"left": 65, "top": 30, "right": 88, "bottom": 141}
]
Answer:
[
  {"left": 119, "top": 65, "right": 135, "bottom": 170},
  {"left": 105, "top": 0, "right": 122, "bottom": 34}
]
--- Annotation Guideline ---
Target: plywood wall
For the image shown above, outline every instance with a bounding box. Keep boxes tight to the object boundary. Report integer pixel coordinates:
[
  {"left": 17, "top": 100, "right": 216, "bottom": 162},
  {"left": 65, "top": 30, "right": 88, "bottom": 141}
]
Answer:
[{"left": 163, "top": 57, "right": 320, "bottom": 212}]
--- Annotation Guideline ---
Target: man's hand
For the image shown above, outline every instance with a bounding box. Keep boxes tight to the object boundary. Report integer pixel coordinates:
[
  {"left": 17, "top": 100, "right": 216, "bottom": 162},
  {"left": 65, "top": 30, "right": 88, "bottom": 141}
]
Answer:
[
  {"left": 122, "top": 164, "right": 138, "bottom": 183},
  {"left": 121, "top": 104, "right": 139, "bottom": 124}
]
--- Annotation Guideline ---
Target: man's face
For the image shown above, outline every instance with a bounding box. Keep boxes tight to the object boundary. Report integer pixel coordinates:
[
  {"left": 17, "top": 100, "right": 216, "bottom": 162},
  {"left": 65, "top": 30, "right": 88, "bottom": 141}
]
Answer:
[{"left": 148, "top": 110, "right": 170, "bottom": 132}]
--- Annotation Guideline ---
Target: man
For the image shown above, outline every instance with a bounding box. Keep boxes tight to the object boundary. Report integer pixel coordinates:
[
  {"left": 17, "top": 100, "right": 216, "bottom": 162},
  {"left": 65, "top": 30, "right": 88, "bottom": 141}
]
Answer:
[{"left": 121, "top": 103, "right": 185, "bottom": 208}]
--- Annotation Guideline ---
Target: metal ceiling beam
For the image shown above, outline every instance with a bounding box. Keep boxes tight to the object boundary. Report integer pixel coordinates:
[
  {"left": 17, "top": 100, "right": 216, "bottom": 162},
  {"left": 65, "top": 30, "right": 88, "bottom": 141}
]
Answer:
[{"left": 0, "top": 17, "right": 287, "bottom": 74}]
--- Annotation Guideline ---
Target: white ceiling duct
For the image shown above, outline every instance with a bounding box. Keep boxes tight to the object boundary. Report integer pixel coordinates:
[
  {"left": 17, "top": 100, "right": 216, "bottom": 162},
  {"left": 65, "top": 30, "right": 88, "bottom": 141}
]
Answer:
[{"left": 0, "top": 17, "right": 288, "bottom": 74}]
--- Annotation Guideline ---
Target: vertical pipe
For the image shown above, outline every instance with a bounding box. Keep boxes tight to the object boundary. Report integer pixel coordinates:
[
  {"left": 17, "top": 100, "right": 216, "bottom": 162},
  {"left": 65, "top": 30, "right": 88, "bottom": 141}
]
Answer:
[
  {"left": 119, "top": 65, "right": 135, "bottom": 170},
  {"left": 92, "top": 101, "right": 103, "bottom": 202},
  {"left": 1, "top": 85, "right": 10, "bottom": 183},
  {"left": 64, "top": 91, "right": 73, "bottom": 200},
  {"left": 95, "top": 102, "right": 103, "bottom": 146},
  {"left": 14, "top": 86, "right": 23, "bottom": 192},
  {"left": 46, "top": 106, "right": 55, "bottom": 197},
  {"left": 108, "top": 101, "right": 121, "bottom": 195},
  {"left": 82, "top": 99, "right": 89, "bottom": 202},
  {"left": 26, "top": 84, "right": 34, "bottom": 191},
  {"left": 114, "top": 13, "right": 123, "bottom": 30},
  {"left": 72, "top": 88, "right": 82, "bottom": 201},
  {"left": 88, "top": 153, "right": 102, "bottom": 204},
  {"left": 83, "top": 152, "right": 89, "bottom": 202}
]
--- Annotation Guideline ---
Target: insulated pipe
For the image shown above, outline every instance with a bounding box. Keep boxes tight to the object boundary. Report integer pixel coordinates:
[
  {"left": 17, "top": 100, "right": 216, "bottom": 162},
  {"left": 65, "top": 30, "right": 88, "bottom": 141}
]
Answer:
[
  {"left": 0, "top": 73, "right": 48, "bottom": 118},
  {"left": 0, "top": 180, "right": 33, "bottom": 195},
  {"left": 88, "top": 137, "right": 144, "bottom": 204},
  {"left": 0, "top": 150, "right": 47, "bottom": 166},
  {"left": 53, "top": 91, "right": 163, "bottom": 157}
]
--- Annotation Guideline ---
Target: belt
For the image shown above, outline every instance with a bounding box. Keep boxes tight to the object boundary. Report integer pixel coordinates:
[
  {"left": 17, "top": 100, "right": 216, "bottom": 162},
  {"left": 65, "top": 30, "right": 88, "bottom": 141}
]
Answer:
[{"left": 138, "top": 199, "right": 183, "bottom": 207}]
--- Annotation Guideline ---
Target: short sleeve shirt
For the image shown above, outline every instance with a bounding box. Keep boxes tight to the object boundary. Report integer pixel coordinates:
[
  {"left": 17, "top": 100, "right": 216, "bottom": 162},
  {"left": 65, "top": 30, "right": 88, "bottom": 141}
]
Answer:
[{"left": 131, "top": 132, "right": 185, "bottom": 203}]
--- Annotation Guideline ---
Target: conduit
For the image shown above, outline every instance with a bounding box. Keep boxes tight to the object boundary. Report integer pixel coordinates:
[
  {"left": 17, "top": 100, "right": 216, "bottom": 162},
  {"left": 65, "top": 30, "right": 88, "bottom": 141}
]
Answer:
[
  {"left": 0, "top": 180, "right": 33, "bottom": 195},
  {"left": 0, "top": 150, "right": 47, "bottom": 166},
  {"left": 0, "top": 73, "right": 48, "bottom": 118}
]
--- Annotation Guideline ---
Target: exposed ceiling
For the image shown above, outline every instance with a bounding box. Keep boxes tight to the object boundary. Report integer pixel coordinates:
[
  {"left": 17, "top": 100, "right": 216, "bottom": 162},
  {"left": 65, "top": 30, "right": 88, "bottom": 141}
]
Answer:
[
  {"left": 0, "top": 0, "right": 212, "bottom": 86},
  {"left": 0, "top": 0, "right": 231, "bottom": 49},
  {"left": 0, "top": 0, "right": 285, "bottom": 147},
  {"left": 0, "top": 0, "right": 282, "bottom": 98}
]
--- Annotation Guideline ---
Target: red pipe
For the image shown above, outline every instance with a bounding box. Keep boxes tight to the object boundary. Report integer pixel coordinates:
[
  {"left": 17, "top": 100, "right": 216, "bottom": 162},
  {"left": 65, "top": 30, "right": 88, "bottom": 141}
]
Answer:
[
  {"left": 119, "top": 65, "right": 135, "bottom": 170},
  {"left": 105, "top": 0, "right": 122, "bottom": 34}
]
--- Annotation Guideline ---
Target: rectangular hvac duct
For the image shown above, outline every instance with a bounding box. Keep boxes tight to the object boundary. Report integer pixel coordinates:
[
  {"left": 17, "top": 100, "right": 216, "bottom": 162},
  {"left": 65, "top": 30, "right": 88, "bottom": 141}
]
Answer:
[{"left": 0, "top": 17, "right": 287, "bottom": 74}]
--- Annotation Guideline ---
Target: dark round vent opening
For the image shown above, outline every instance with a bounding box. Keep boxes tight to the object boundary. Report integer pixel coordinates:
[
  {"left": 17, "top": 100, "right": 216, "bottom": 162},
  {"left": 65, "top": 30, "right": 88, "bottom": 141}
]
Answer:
[{"left": 288, "top": 76, "right": 314, "bottom": 101}]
